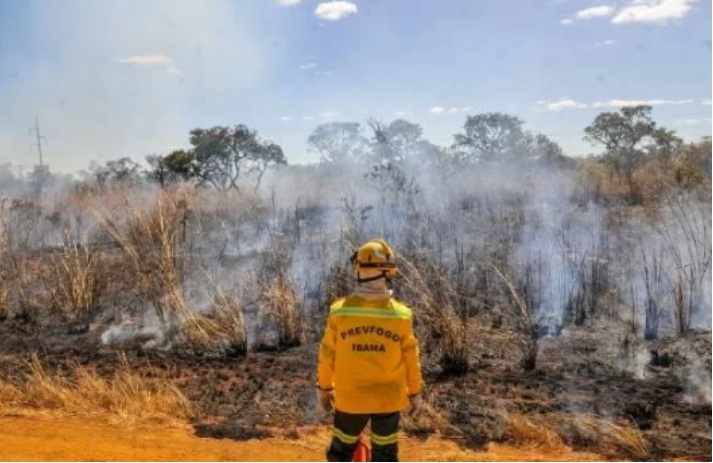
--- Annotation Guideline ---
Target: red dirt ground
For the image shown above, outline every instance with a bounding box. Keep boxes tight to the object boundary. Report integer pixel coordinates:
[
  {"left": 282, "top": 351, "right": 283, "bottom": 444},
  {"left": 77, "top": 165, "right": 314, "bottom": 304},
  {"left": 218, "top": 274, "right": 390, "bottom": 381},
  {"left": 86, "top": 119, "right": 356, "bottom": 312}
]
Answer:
[{"left": 0, "top": 415, "right": 608, "bottom": 462}]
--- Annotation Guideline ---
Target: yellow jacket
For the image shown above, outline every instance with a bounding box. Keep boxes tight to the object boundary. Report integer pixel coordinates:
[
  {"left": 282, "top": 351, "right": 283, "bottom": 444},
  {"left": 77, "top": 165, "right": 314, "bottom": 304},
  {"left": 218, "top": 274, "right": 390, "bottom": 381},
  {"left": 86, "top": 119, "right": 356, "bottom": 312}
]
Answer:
[{"left": 317, "top": 295, "right": 423, "bottom": 414}]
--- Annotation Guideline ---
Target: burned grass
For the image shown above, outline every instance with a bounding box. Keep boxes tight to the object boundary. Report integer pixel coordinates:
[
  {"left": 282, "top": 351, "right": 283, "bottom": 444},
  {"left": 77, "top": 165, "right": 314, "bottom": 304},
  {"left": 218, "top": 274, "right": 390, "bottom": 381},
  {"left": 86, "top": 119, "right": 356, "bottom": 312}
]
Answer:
[{"left": 0, "top": 311, "right": 708, "bottom": 460}]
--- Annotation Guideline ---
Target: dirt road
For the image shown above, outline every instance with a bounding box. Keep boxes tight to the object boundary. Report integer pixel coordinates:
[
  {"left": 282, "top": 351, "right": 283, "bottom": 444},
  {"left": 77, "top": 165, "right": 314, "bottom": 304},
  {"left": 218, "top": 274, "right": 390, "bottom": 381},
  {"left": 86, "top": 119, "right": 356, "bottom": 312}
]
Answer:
[{"left": 0, "top": 415, "right": 606, "bottom": 462}]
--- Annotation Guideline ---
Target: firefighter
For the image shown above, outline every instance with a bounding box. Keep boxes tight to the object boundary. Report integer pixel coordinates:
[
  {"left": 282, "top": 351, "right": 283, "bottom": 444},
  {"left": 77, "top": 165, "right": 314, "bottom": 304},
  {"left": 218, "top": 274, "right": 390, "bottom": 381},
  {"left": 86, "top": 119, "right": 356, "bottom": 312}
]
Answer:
[{"left": 317, "top": 238, "right": 423, "bottom": 462}]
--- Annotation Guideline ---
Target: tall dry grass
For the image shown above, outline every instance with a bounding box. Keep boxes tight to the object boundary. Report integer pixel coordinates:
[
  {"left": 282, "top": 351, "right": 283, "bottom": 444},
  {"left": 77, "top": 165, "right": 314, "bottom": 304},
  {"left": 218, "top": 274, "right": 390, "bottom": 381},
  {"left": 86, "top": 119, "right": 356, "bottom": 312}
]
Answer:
[
  {"left": 0, "top": 252, "right": 9, "bottom": 322},
  {"left": 253, "top": 241, "right": 304, "bottom": 350},
  {"left": 94, "top": 189, "right": 209, "bottom": 348},
  {"left": 0, "top": 199, "right": 43, "bottom": 323},
  {"left": 259, "top": 274, "right": 304, "bottom": 350},
  {"left": 180, "top": 290, "right": 248, "bottom": 356},
  {"left": 489, "top": 262, "right": 539, "bottom": 370},
  {"left": 0, "top": 355, "right": 191, "bottom": 428},
  {"left": 96, "top": 190, "right": 191, "bottom": 322},
  {"left": 43, "top": 230, "right": 102, "bottom": 321},
  {"left": 397, "top": 252, "right": 469, "bottom": 375}
]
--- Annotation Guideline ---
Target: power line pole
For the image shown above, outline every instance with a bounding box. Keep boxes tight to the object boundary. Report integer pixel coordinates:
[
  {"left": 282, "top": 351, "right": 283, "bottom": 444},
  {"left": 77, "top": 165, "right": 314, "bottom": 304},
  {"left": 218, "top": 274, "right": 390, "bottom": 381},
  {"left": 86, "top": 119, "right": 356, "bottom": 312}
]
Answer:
[
  {"left": 28, "top": 117, "right": 47, "bottom": 194},
  {"left": 28, "top": 117, "right": 46, "bottom": 167}
]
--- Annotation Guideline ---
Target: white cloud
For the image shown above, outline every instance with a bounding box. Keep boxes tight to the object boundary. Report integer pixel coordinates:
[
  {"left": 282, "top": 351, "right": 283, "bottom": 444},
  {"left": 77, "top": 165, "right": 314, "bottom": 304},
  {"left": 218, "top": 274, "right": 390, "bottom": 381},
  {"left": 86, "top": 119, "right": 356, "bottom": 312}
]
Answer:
[
  {"left": 320, "top": 110, "right": 340, "bottom": 119},
  {"left": 429, "top": 106, "right": 471, "bottom": 115},
  {"left": 314, "top": 1, "right": 358, "bottom": 21},
  {"left": 549, "top": 99, "right": 589, "bottom": 111},
  {"left": 536, "top": 97, "right": 696, "bottom": 111},
  {"left": 393, "top": 111, "right": 412, "bottom": 117},
  {"left": 166, "top": 67, "right": 183, "bottom": 76},
  {"left": 314, "top": 70, "right": 334, "bottom": 77},
  {"left": 539, "top": 98, "right": 589, "bottom": 111},
  {"left": 302, "top": 115, "right": 315, "bottom": 121},
  {"left": 279, "top": 116, "right": 292, "bottom": 122},
  {"left": 278, "top": 0, "right": 303, "bottom": 6},
  {"left": 591, "top": 98, "right": 694, "bottom": 108},
  {"left": 612, "top": 0, "right": 697, "bottom": 24},
  {"left": 575, "top": 5, "right": 616, "bottom": 19},
  {"left": 675, "top": 118, "right": 712, "bottom": 125},
  {"left": 119, "top": 54, "right": 172, "bottom": 65},
  {"left": 701, "top": 99, "right": 712, "bottom": 106},
  {"left": 299, "top": 62, "right": 316, "bottom": 70},
  {"left": 560, "top": 18, "right": 574, "bottom": 25},
  {"left": 593, "top": 39, "right": 617, "bottom": 47}
]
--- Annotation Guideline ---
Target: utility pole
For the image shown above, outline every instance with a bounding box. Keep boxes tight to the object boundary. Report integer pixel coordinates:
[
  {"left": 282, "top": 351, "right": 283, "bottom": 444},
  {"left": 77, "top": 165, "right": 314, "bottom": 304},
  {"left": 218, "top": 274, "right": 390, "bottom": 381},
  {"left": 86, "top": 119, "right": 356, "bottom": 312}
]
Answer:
[
  {"left": 29, "top": 117, "right": 46, "bottom": 167},
  {"left": 28, "top": 117, "right": 47, "bottom": 194}
]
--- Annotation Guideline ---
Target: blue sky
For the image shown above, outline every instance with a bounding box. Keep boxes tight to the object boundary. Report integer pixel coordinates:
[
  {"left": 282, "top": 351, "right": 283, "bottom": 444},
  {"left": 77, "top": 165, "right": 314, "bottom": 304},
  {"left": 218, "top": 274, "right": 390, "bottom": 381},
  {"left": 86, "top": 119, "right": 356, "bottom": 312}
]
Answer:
[{"left": 0, "top": 0, "right": 710, "bottom": 173}]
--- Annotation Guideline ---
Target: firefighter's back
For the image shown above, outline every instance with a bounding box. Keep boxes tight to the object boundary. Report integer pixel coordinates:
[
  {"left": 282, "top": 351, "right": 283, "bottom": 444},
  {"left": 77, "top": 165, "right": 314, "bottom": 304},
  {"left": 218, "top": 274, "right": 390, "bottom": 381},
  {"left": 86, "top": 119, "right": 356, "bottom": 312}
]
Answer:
[{"left": 329, "top": 295, "right": 413, "bottom": 414}]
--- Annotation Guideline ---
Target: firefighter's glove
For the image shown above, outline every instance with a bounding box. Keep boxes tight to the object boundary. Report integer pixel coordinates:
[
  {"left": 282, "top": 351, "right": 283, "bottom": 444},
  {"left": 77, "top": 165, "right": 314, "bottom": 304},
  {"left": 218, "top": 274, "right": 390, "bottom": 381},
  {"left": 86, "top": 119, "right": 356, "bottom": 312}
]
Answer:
[
  {"left": 408, "top": 393, "right": 423, "bottom": 415},
  {"left": 318, "top": 389, "right": 334, "bottom": 413}
]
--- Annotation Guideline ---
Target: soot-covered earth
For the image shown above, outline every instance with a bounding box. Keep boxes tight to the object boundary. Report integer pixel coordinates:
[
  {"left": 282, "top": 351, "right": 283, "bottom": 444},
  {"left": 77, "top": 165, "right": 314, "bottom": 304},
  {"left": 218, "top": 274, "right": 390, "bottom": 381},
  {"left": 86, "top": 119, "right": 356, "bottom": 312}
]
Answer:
[{"left": 0, "top": 318, "right": 709, "bottom": 461}]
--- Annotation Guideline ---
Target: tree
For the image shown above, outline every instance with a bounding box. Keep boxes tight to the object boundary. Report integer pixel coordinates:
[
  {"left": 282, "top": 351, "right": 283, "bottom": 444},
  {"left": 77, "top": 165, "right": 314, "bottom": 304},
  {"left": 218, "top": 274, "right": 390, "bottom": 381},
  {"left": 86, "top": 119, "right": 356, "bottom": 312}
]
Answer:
[
  {"left": 647, "top": 128, "right": 683, "bottom": 166},
  {"left": 529, "top": 133, "right": 572, "bottom": 167},
  {"left": 90, "top": 157, "right": 142, "bottom": 190},
  {"left": 674, "top": 137, "right": 712, "bottom": 186},
  {"left": 584, "top": 105, "right": 657, "bottom": 199},
  {"left": 452, "top": 112, "right": 525, "bottom": 162},
  {"left": 146, "top": 150, "right": 200, "bottom": 187},
  {"left": 364, "top": 162, "right": 420, "bottom": 211},
  {"left": 252, "top": 142, "right": 286, "bottom": 191},
  {"left": 189, "top": 125, "right": 286, "bottom": 192},
  {"left": 367, "top": 118, "right": 427, "bottom": 162},
  {"left": 308, "top": 122, "right": 368, "bottom": 164}
]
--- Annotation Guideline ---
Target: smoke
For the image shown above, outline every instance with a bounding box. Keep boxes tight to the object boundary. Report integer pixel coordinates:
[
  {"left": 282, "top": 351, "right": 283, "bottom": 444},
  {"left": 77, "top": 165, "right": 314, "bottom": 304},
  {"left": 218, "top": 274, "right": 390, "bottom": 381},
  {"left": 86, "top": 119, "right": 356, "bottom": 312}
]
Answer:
[
  {"left": 613, "top": 193, "right": 712, "bottom": 335},
  {"left": 260, "top": 152, "right": 710, "bottom": 346},
  {"left": 101, "top": 309, "right": 172, "bottom": 349},
  {"left": 630, "top": 346, "right": 652, "bottom": 380},
  {"left": 0, "top": 110, "right": 709, "bottom": 369},
  {"left": 684, "top": 357, "right": 712, "bottom": 405},
  {"left": 514, "top": 179, "right": 603, "bottom": 334},
  {"left": 0, "top": 0, "right": 285, "bottom": 173}
]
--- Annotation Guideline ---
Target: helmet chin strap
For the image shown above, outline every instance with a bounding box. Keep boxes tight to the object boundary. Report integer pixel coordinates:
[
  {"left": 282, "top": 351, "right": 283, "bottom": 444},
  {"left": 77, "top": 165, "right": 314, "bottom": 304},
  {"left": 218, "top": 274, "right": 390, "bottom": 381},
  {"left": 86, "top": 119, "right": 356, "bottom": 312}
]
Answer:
[{"left": 357, "top": 271, "right": 391, "bottom": 284}]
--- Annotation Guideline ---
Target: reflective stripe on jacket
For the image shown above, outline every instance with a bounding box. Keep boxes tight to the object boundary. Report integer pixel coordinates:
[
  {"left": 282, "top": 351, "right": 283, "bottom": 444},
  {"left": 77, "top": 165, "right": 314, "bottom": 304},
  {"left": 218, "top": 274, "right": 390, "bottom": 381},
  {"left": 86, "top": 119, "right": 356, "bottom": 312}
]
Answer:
[{"left": 317, "top": 295, "right": 423, "bottom": 414}]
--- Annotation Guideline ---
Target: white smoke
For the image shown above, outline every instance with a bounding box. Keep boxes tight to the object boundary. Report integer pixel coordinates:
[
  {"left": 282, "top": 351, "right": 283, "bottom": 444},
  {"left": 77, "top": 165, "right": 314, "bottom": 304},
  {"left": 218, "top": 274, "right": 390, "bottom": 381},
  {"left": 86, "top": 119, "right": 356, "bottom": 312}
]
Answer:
[
  {"left": 684, "top": 357, "right": 712, "bottom": 405},
  {"left": 100, "top": 309, "right": 172, "bottom": 349},
  {"left": 631, "top": 347, "right": 651, "bottom": 380}
]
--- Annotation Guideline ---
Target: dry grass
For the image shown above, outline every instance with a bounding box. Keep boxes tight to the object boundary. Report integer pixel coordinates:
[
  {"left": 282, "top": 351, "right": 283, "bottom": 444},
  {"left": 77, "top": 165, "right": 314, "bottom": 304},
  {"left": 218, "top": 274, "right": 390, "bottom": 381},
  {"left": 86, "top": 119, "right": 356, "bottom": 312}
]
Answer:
[
  {"left": 180, "top": 290, "right": 248, "bottom": 356},
  {"left": 0, "top": 355, "right": 190, "bottom": 428},
  {"left": 43, "top": 231, "right": 102, "bottom": 320},
  {"left": 398, "top": 252, "right": 469, "bottom": 375},
  {"left": 0, "top": 266, "right": 9, "bottom": 321},
  {"left": 505, "top": 414, "right": 563, "bottom": 450},
  {"left": 0, "top": 255, "right": 45, "bottom": 323},
  {"left": 95, "top": 189, "right": 196, "bottom": 341},
  {"left": 259, "top": 274, "right": 304, "bottom": 350},
  {"left": 0, "top": 213, "right": 9, "bottom": 321},
  {"left": 502, "top": 412, "right": 649, "bottom": 460},
  {"left": 254, "top": 242, "right": 304, "bottom": 350},
  {"left": 556, "top": 413, "right": 649, "bottom": 460},
  {"left": 402, "top": 400, "right": 462, "bottom": 439},
  {"left": 488, "top": 262, "right": 538, "bottom": 370}
]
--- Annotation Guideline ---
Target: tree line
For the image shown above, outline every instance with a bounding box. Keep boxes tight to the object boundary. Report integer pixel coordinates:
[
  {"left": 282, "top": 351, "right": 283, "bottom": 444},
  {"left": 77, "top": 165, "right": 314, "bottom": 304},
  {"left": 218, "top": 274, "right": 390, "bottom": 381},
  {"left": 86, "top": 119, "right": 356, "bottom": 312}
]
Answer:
[{"left": 12, "top": 105, "right": 710, "bottom": 202}]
